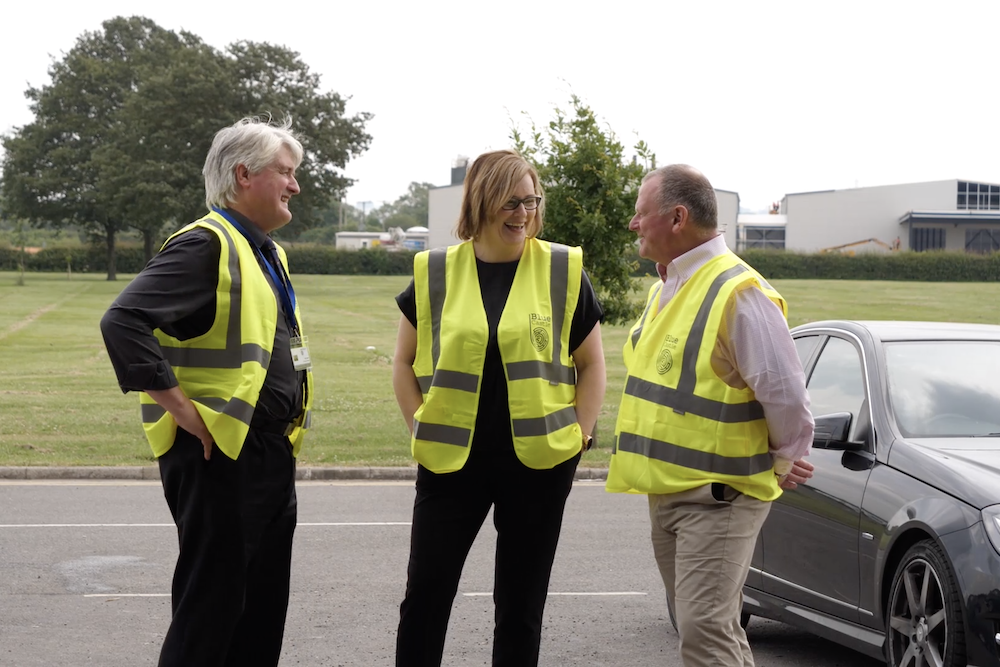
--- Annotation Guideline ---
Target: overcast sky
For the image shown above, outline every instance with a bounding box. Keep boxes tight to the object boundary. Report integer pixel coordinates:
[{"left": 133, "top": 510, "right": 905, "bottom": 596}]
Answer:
[{"left": 2, "top": 0, "right": 998, "bottom": 214}]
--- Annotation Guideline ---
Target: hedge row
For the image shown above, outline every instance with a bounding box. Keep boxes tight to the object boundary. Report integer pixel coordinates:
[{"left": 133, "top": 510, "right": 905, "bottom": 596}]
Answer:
[
  {"left": 737, "top": 250, "right": 1000, "bottom": 282},
  {"left": 0, "top": 245, "right": 149, "bottom": 273},
  {"left": 0, "top": 245, "right": 417, "bottom": 276},
  {"left": 3, "top": 244, "right": 999, "bottom": 281},
  {"left": 632, "top": 250, "right": 1000, "bottom": 282}
]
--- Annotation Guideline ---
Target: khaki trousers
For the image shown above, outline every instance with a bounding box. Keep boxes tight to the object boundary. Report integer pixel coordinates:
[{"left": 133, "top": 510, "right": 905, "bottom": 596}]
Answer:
[{"left": 648, "top": 484, "right": 771, "bottom": 667}]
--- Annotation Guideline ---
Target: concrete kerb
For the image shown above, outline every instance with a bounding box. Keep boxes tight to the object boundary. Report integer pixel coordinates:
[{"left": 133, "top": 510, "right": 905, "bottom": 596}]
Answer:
[{"left": 0, "top": 466, "right": 609, "bottom": 482}]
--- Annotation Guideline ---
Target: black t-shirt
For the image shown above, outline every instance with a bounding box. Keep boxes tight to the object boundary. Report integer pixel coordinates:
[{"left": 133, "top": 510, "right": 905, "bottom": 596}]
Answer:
[{"left": 395, "top": 257, "right": 604, "bottom": 451}]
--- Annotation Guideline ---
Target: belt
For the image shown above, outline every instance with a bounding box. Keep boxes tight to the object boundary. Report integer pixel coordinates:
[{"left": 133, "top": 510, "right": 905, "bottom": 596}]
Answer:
[{"left": 250, "top": 415, "right": 297, "bottom": 437}]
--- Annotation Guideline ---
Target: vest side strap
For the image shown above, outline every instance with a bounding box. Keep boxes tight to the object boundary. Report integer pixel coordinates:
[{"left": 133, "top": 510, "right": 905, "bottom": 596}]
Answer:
[
  {"left": 624, "top": 376, "right": 764, "bottom": 423},
  {"left": 413, "top": 421, "right": 471, "bottom": 448},
  {"left": 618, "top": 431, "right": 773, "bottom": 476},
  {"left": 505, "top": 360, "right": 576, "bottom": 385},
  {"left": 511, "top": 405, "right": 578, "bottom": 437}
]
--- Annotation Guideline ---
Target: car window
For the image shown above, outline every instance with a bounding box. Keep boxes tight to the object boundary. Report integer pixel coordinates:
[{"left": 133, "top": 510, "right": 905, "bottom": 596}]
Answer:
[
  {"left": 793, "top": 335, "right": 824, "bottom": 371},
  {"left": 885, "top": 341, "right": 1000, "bottom": 438},
  {"left": 807, "top": 337, "right": 867, "bottom": 442}
]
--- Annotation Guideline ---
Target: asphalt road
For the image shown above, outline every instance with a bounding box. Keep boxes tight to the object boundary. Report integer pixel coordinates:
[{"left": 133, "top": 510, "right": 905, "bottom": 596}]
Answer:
[{"left": 0, "top": 480, "right": 885, "bottom": 667}]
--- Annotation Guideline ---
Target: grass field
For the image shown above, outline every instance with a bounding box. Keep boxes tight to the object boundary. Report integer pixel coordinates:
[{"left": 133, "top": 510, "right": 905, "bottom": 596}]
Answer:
[{"left": 2, "top": 271, "right": 999, "bottom": 468}]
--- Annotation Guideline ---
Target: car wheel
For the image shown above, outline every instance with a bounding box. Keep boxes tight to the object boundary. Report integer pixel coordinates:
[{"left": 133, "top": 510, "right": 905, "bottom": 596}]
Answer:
[
  {"left": 886, "top": 539, "right": 966, "bottom": 667},
  {"left": 666, "top": 592, "right": 751, "bottom": 631}
]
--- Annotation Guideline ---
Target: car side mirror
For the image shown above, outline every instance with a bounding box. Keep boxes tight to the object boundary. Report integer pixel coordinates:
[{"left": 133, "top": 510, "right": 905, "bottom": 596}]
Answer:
[{"left": 813, "top": 412, "right": 852, "bottom": 449}]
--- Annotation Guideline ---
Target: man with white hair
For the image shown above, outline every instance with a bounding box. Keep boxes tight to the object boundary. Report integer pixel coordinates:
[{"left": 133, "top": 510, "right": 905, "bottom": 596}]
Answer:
[{"left": 101, "top": 117, "right": 313, "bottom": 667}]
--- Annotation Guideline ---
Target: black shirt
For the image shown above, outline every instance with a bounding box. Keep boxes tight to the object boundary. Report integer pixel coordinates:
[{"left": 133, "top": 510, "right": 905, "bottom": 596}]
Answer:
[
  {"left": 100, "top": 209, "right": 304, "bottom": 424},
  {"left": 395, "top": 258, "right": 604, "bottom": 451}
]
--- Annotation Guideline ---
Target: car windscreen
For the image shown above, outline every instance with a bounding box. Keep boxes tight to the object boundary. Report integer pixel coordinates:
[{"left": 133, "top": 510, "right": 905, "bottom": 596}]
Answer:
[{"left": 885, "top": 340, "right": 1000, "bottom": 438}]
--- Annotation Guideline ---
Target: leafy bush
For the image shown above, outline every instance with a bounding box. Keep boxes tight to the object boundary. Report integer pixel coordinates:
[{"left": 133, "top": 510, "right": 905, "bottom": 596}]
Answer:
[
  {"left": 283, "top": 247, "right": 414, "bottom": 275},
  {"left": 626, "top": 250, "right": 1000, "bottom": 282},
  {"left": 739, "top": 250, "right": 1000, "bottom": 282}
]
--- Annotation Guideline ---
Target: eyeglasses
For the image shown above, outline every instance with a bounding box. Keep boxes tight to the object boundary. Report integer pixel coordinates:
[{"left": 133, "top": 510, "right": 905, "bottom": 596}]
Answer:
[{"left": 501, "top": 196, "right": 542, "bottom": 211}]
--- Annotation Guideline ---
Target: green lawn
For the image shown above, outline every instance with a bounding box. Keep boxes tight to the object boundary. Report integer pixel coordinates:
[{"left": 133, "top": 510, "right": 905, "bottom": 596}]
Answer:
[{"left": 1, "top": 272, "right": 998, "bottom": 468}]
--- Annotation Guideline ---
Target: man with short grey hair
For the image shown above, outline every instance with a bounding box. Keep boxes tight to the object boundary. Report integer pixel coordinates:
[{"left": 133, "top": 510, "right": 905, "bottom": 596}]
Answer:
[
  {"left": 607, "top": 164, "right": 815, "bottom": 666},
  {"left": 101, "top": 117, "right": 313, "bottom": 667}
]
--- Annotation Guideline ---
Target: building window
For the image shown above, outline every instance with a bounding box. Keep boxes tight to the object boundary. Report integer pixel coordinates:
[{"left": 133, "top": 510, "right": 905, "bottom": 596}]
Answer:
[
  {"left": 740, "top": 227, "right": 785, "bottom": 250},
  {"left": 911, "top": 227, "right": 946, "bottom": 251},
  {"left": 966, "top": 229, "right": 1000, "bottom": 254},
  {"left": 957, "top": 182, "right": 1000, "bottom": 210}
]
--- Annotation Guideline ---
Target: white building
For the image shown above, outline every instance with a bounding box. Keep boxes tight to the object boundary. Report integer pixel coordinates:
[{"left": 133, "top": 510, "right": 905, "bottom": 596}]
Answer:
[
  {"left": 776, "top": 180, "right": 1000, "bottom": 253},
  {"left": 402, "top": 226, "right": 429, "bottom": 251},
  {"left": 429, "top": 163, "right": 1000, "bottom": 256},
  {"left": 334, "top": 231, "right": 388, "bottom": 250},
  {"left": 737, "top": 214, "right": 787, "bottom": 251}
]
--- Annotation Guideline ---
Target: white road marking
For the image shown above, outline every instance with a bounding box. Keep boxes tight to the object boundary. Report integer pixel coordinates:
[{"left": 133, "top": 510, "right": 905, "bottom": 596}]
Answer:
[
  {"left": 87, "top": 590, "right": 649, "bottom": 600},
  {"left": 0, "top": 480, "right": 416, "bottom": 487},
  {"left": 463, "top": 592, "right": 647, "bottom": 597},
  {"left": 0, "top": 522, "right": 411, "bottom": 528},
  {"left": 84, "top": 593, "right": 170, "bottom": 598}
]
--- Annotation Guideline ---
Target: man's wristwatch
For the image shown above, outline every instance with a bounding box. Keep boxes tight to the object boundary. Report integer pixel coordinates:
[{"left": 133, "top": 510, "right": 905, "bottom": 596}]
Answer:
[{"left": 582, "top": 434, "right": 594, "bottom": 452}]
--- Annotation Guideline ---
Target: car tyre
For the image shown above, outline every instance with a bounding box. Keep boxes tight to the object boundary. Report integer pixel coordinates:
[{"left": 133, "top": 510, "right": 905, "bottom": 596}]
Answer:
[{"left": 886, "top": 539, "right": 966, "bottom": 667}]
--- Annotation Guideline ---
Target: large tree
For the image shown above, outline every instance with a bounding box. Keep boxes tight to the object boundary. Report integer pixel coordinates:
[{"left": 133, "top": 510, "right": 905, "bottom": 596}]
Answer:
[
  {"left": 513, "top": 95, "right": 653, "bottom": 324},
  {"left": 226, "top": 41, "right": 372, "bottom": 239},
  {"left": 1, "top": 16, "right": 372, "bottom": 277},
  {"left": 376, "top": 181, "right": 434, "bottom": 231},
  {"left": 0, "top": 16, "right": 187, "bottom": 279}
]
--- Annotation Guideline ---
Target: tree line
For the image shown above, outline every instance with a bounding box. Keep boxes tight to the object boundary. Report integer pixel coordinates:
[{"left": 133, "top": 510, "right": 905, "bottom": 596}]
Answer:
[
  {"left": 0, "top": 16, "right": 372, "bottom": 280},
  {"left": 1, "top": 16, "right": 653, "bottom": 323}
]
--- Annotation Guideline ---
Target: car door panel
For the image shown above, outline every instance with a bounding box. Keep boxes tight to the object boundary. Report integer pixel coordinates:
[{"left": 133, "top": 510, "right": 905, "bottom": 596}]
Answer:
[{"left": 760, "top": 335, "right": 875, "bottom": 623}]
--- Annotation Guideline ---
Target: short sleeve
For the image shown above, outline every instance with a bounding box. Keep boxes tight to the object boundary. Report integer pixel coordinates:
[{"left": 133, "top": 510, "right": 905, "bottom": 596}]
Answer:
[
  {"left": 395, "top": 279, "right": 417, "bottom": 327},
  {"left": 569, "top": 269, "right": 604, "bottom": 353}
]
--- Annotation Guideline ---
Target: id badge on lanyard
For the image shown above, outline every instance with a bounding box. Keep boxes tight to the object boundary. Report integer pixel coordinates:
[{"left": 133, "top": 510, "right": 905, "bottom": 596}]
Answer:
[{"left": 289, "top": 335, "right": 312, "bottom": 371}]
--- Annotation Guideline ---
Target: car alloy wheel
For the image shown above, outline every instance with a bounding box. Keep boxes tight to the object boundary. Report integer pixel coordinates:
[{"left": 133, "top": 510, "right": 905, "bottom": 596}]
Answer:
[{"left": 886, "top": 540, "right": 966, "bottom": 667}]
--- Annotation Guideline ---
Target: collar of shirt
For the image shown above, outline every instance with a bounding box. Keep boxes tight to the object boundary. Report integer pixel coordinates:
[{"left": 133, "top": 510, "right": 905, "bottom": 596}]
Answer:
[
  {"left": 657, "top": 234, "right": 728, "bottom": 307},
  {"left": 224, "top": 207, "right": 271, "bottom": 251}
]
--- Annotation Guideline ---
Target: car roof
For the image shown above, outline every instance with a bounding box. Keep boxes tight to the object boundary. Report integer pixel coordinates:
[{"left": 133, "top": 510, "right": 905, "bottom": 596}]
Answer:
[{"left": 792, "top": 320, "right": 1000, "bottom": 342}]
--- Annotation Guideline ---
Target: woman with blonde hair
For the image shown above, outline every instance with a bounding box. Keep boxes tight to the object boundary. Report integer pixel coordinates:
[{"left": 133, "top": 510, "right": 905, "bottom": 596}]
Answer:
[{"left": 391, "top": 149, "right": 606, "bottom": 666}]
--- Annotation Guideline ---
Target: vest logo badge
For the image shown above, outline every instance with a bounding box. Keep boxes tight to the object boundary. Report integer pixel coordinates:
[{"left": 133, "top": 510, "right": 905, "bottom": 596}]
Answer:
[
  {"left": 656, "top": 334, "right": 677, "bottom": 374},
  {"left": 529, "top": 313, "right": 551, "bottom": 352},
  {"left": 657, "top": 348, "right": 673, "bottom": 374}
]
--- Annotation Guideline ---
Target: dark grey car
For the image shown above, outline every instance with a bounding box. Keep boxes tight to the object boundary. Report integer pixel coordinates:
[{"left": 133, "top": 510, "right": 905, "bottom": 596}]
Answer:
[{"left": 740, "top": 320, "right": 1000, "bottom": 667}]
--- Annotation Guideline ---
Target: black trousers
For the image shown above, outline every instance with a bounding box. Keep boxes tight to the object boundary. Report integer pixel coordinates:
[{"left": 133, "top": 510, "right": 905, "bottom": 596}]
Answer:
[
  {"left": 396, "top": 446, "right": 580, "bottom": 667},
  {"left": 157, "top": 428, "right": 297, "bottom": 667}
]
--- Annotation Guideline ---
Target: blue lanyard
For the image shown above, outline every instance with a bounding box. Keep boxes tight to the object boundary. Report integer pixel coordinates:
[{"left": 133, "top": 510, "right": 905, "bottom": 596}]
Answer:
[{"left": 212, "top": 208, "right": 299, "bottom": 335}]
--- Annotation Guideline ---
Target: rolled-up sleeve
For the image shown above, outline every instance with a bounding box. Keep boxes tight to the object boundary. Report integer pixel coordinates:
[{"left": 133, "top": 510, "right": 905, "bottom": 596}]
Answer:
[{"left": 100, "top": 230, "right": 219, "bottom": 393}]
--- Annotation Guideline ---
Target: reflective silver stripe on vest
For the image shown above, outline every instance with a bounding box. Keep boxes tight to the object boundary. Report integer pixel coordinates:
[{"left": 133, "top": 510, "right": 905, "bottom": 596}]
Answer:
[
  {"left": 624, "top": 376, "right": 763, "bottom": 423},
  {"left": 512, "top": 405, "right": 577, "bottom": 438},
  {"left": 416, "top": 369, "right": 479, "bottom": 394},
  {"left": 506, "top": 359, "right": 576, "bottom": 384},
  {"left": 617, "top": 432, "right": 774, "bottom": 476},
  {"left": 417, "top": 247, "right": 479, "bottom": 396},
  {"left": 141, "top": 396, "right": 255, "bottom": 426},
  {"left": 504, "top": 244, "right": 576, "bottom": 386},
  {"left": 413, "top": 420, "right": 471, "bottom": 448},
  {"left": 631, "top": 283, "right": 663, "bottom": 351},
  {"left": 428, "top": 247, "right": 447, "bottom": 368},
  {"left": 159, "top": 219, "right": 270, "bottom": 370},
  {"left": 676, "top": 264, "right": 748, "bottom": 397}
]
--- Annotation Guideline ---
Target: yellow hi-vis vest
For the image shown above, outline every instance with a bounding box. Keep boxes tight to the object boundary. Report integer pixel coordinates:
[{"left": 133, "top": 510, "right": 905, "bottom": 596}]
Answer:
[
  {"left": 139, "top": 210, "right": 314, "bottom": 460},
  {"left": 411, "top": 238, "right": 584, "bottom": 473},
  {"left": 606, "top": 250, "right": 786, "bottom": 501}
]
